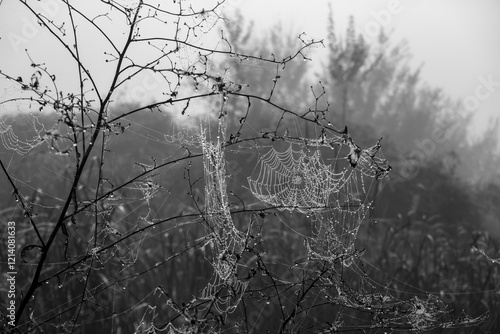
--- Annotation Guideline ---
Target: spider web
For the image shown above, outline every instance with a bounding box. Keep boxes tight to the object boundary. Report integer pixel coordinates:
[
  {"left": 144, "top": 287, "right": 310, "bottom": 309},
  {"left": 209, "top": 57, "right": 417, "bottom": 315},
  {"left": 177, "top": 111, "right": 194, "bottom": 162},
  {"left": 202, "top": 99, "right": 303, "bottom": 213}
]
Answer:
[
  {"left": 164, "top": 120, "right": 203, "bottom": 149},
  {"left": 0, "top": 111, "right": 48, "bottom": 155},
  {"left": 248, "top": 135, "right": 391, "bottom": 267},
  {"left": 199, "top": 119, "right": 248, "bottom": 314},
  {"left": 0, "top": 78, "right": 69, "bottom": 155},
  {"left": 247, "top": 144, "right": 346, "bottom": 213}
]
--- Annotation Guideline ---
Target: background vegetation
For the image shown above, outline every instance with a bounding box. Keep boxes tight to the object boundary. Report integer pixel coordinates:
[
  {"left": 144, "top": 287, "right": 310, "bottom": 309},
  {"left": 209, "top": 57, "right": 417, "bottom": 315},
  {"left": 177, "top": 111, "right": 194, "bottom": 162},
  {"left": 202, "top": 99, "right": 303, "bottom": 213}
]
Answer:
[{"left": 1, "top": 1, "right": 499, "bottom": 333}]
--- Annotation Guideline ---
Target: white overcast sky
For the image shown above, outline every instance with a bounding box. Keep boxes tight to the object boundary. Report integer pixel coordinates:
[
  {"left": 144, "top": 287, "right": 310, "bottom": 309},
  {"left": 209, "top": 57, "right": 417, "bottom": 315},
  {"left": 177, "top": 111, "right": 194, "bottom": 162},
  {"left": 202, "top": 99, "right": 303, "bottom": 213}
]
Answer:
[
  {"left": 1, "top": 0, "right": 499, "bottom": 141},
  {"left": 231, "top": 0, "right": 500, "bottom": 141}
]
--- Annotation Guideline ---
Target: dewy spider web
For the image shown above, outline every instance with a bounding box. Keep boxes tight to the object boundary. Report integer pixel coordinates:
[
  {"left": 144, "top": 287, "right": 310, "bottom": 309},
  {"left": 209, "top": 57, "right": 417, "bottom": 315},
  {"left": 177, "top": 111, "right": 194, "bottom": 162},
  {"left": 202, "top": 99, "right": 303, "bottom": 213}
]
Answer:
[
  {"left": 0, "top": 112, "right": 48, "bottom": 154},
  {"left": 248, "top": 135, "right": 390, "bottom": 266},
  {"left": 247, "top": 144, "right": 346, "bottom": 213},
  {"left": 306, "top": 169, "right": 369, "bottom": 267},
  {"left": 164, "top": 119, "right": 203, "bottom": 149},
  {"left": 199, "top": 118, "right": 248, "bottom": 314}
]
